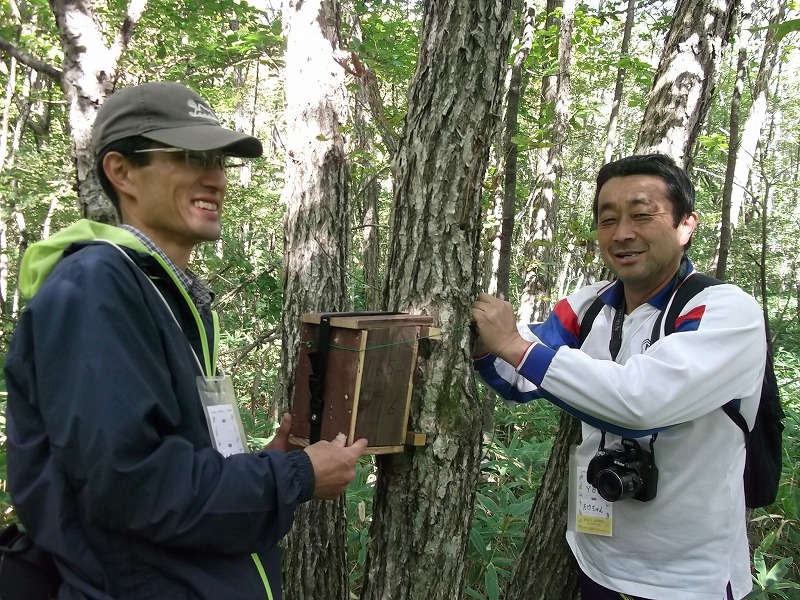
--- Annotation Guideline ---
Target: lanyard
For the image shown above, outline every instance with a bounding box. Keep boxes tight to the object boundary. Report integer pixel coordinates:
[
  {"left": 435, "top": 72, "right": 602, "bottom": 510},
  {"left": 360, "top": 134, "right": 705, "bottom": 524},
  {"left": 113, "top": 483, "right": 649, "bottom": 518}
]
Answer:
[
  {"left": 609, "top": 298, "right": 625, "bottom": 361},
  {"left": 609, "top": 256, "right": 692, "bottom": 361}
]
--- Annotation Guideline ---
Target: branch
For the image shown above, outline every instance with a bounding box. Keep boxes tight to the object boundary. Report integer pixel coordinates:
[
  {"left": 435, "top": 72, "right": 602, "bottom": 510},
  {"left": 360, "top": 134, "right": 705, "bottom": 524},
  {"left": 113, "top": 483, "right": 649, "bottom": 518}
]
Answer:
[
  {"left": 0, "top": 37, "right": 62, "bottom": 81},
  {"left": 109, "top": 0, "right": 149, "bottom": 66}
]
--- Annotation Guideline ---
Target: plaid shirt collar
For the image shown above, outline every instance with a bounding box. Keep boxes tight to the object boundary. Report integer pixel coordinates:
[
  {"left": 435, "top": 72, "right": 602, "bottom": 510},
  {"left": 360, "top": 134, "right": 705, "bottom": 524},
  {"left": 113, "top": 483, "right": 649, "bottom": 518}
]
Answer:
[{"left": 120, "top": 224, "right": 213, "bottom": 310}]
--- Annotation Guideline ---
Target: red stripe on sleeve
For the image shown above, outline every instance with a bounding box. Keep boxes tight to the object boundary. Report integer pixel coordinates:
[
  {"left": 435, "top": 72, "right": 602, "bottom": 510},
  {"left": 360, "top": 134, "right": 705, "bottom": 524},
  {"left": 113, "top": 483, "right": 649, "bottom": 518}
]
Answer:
[
  {"left": 554, "top": 299, "right": 580, "bottom": 339},
  {"left": 675, "top": 305, "right": 706, "bottom": 330}
]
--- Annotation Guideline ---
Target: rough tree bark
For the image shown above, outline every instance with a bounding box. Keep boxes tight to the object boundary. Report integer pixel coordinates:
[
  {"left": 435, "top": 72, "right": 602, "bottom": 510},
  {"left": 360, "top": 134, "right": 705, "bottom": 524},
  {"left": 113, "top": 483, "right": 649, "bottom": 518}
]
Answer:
[
  {"left": 279, "top": 1, "right": 352, "bottom": 599},
  {"left": 635, "top": 0, "right": 738, "bottom": 167},
  {"left": 359, "top": 0, "right": 512, "bottom": 598}
]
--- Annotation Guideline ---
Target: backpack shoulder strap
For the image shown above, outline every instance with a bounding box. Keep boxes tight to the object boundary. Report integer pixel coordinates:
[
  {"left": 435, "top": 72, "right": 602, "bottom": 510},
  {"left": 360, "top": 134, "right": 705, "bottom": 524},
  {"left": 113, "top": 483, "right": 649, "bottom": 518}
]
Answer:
[
  {"left": 651, "top": 272, "right": 722, "bottom": 342},
  {"left": 722, "top": 403, "right": 749, "bottom": 435},
  {"left": 579, "top": 296, "right": 605, "bottom": 346},
  {"left": 650, "top": 272, "right": 751, "bottom": 433}
]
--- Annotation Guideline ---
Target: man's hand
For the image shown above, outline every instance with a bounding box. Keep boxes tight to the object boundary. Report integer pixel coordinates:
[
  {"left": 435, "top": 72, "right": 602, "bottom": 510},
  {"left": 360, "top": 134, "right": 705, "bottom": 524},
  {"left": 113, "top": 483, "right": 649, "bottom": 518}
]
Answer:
[
  {"left": 304, "top": 434, "right": 368, "bottom": 499},
  {"left": 471, "top": 293, "right": 530, "bottom": 365},
  {"left": 264, "top": 413, "right": 293, "bottom": 452}
]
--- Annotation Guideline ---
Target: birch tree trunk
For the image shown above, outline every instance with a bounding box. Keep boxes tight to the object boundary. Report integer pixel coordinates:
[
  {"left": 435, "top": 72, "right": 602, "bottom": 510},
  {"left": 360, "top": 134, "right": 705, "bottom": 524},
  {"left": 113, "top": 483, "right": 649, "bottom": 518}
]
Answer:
[
  {"left": 635, "top": 0, "right": 737, "bottom": 167},
  {"left": 279, "top": 1, "right": 352, "bottom": 598},
  {"left": 360, "top": 1, "right": 512, "bottom": 598},
  {"left": 506, "top": 3, "right": 580, "bottom": 598},
  {"left": 1, "top": 0, "right": 145, "bottom": 221},
  {"left": 50, "top": 0, "right": 147, "bottom": 222},
  {"left": 728, "top": 0, "right": 786, "bottom": 224}
]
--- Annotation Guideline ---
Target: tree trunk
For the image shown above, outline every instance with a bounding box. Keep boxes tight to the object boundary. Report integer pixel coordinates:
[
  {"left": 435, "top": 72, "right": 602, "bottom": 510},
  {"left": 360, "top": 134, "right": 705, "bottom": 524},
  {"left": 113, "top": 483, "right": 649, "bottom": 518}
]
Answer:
[
  {"left": 729, "top": 0, "right": 786, "bottom": 224},
  {"left": 715, "top": 0, "right": 752, "bottom": 281},
  {"left": 348, "top": 16, "right": 383, "bottom": 311},
  {"left": 602, "top": 0, "right": 636, "bottom": 164},
  {"left": 634, "top": 0, "right": 737, "bottom": 167},
  {"left": 506, "top": 412, "right": 581, "bottom": 600},
  {"left": 359, "top": 1, "right": 512, "bottom": 598},
  {"left": 50, "top": 0, "right": 146, "bottom": 222},
  {"left": 279, "top": 1, "right": 352, "bottom": 599}
]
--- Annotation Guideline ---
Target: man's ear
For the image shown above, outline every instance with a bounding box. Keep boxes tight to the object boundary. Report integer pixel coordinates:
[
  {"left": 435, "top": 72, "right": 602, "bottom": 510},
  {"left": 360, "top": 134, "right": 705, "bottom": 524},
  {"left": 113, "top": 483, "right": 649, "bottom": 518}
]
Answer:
[
  {"left": 102, "top": 152, "right": 136, "bottom": 196},
  {"left": 679, "top": 212, "right": 698, "bottom": 246}
]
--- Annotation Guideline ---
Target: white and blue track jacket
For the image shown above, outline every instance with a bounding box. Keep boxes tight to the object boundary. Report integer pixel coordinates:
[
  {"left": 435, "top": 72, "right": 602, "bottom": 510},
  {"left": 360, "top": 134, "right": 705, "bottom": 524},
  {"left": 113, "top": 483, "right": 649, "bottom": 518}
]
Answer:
[{"left": 474, "top": 261, "right": 765, "bottom": 600}]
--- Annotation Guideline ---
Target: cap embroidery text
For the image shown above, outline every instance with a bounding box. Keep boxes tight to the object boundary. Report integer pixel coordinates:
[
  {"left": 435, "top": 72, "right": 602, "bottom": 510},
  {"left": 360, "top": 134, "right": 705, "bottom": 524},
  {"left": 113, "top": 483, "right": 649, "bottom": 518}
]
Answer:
[{"left": 187, "top": 99, "right": 219, "bottom": 123}]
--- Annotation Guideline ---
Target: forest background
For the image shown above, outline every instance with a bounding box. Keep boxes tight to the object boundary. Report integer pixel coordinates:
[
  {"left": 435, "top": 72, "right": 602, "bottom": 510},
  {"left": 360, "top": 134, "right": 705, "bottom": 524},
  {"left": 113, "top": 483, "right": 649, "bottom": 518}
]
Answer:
[{"left": 0, "top": 0, "right": 798, "bottom": 598}]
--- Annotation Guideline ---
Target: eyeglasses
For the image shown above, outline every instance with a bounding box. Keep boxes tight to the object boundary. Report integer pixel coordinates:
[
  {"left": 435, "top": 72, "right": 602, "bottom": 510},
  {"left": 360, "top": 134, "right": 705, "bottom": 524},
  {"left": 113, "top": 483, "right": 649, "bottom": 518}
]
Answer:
[{"left": 131, "top": 147, "right": 248, "bottom": 171}]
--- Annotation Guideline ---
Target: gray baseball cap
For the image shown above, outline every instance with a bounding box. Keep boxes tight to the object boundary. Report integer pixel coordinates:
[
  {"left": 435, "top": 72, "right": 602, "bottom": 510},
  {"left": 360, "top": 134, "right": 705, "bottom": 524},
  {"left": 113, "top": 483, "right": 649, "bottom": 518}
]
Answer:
[{"left": 92, "top": 81, "right": 263, "bottom": 158}]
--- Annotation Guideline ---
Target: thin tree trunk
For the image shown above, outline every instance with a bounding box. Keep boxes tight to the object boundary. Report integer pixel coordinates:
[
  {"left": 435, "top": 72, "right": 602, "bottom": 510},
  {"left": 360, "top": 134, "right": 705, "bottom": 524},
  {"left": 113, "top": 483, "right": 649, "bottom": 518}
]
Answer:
[
  {"left": 360, "top": 1, "right": 512, "bottom": 598},
  {"left": 348, "top": 14, "right": 383, "bottom": 311},
  {"left": 490, "top": 0, "right": 536, "bottom": 301},
  {"left": 715, "top": 0, "right": 752, "bottom": 281},
  {"left": 279, "top": 1, "right": 352, "bottom": 599},
  {"left": 729, "top": 0, "right": 786, "bottom": 224},
  {"left": 518, "top": 0, "right": 573, "bottom": 324},
  {"left": 602, "top": 0, "right": 636, "bottom": 164},
  {"left": 506, "top": 413, "right": 581, "bottom": 600},
  {"left": 507, "top": 2, "right": 579, "bottom": 598}
]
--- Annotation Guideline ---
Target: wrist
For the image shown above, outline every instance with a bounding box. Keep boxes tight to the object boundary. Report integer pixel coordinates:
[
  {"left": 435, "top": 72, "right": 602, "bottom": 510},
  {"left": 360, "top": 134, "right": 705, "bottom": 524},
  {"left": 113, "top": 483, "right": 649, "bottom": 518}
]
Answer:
[{"left": 496, "top": 335, "right": 531, "bottom": 367}]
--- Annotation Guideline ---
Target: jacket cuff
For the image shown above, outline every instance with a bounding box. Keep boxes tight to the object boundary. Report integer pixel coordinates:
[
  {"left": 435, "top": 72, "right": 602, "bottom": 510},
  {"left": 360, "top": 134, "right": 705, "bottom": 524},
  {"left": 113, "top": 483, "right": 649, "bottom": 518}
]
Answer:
[{"left": 287, "top": 449, "right": 316, "bottom": 503}]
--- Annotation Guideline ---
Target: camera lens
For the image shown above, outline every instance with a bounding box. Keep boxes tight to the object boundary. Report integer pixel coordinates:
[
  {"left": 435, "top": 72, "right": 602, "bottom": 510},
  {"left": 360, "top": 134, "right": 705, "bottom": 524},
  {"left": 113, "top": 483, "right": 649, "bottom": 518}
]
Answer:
[{"left": 595, "top": 469, "right": 643, "bottom": 502}]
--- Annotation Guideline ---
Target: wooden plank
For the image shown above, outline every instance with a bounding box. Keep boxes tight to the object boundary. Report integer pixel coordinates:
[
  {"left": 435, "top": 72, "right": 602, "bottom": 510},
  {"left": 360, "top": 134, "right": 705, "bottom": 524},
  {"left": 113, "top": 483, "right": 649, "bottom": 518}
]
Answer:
[
  {"left": 348, "top": 329, "right": 368, "bottom": 445},
  {"left": 404, "top": 432, "right": 427, "bottom": 446},
  {"left": 353, "top": 326, "right": 416, "bottom": 446},
  {"left": 300, "top": 313, "right": 433, "bottom": 329},
  {"left": 287, "top": 436, "right": 404, "bottom": 456},
  {"left": 366, "top": 445, "right": 406, "bottom": 455},
  {"left": 397, "top": 325, "right": 421, "bottom": 447},
  {"left": 290, "top": 323, "right": 362, "bottom": 442}
]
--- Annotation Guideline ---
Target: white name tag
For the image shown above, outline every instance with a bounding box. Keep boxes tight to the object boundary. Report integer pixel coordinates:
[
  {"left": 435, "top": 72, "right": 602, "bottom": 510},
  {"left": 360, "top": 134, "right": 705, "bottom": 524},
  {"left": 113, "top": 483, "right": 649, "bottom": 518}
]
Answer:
[{"left": 197, "top": 375, "right": 248, "bottom": 457}]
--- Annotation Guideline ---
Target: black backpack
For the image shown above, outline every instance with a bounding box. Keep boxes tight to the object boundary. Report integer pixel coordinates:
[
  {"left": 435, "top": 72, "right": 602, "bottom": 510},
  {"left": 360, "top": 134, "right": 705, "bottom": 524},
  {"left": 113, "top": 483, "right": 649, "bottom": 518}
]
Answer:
[{"left": 579, "top": 272, "right": 785, "bottom": 509}]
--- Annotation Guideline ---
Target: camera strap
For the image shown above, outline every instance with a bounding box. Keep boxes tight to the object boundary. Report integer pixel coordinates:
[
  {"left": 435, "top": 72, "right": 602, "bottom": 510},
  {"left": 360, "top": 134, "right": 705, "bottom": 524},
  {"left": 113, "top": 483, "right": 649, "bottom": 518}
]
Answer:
[{"left": 609, "top": 299, "right": 625, "bottom": 361}]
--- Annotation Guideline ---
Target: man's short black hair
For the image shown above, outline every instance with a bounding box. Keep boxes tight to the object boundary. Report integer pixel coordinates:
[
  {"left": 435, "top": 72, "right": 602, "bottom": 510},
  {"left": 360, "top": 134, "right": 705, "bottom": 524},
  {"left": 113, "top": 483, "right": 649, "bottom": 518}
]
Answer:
[
  {"left": 96, "top": 137, "right": 161, "bottom": 218},
  {"left": 592, "top": 154, "right": 695, "bottom": 228}
]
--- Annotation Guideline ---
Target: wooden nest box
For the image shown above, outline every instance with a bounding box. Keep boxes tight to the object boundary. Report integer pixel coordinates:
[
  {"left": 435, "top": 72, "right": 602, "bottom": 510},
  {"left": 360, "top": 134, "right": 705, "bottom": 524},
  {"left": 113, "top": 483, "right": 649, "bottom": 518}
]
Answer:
[{"left": 290, "top": 312, "right": 434, "bottom": 454}]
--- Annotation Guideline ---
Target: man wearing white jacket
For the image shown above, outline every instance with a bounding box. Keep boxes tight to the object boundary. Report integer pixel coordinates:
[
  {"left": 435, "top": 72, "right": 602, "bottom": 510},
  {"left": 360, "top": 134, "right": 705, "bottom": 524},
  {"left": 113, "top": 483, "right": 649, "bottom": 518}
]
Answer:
[{"left": 472, "top": 154, "right": 764, "bottom": 600}]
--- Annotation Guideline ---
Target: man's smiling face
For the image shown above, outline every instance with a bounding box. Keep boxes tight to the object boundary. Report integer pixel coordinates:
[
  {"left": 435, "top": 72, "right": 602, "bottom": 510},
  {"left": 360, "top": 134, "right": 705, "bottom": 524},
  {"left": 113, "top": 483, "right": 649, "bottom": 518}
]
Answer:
[
  {"left": 121, "top": 149, "right": 228, "bottom": 267},
  {"left": 596, "top": 174, "right": 697, "bottom": 309}
]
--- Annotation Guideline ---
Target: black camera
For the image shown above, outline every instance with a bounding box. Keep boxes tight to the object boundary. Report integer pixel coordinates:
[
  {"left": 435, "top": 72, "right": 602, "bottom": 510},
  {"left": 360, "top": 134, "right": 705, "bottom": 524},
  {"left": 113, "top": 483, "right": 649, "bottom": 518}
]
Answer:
[{"left": 586, "top": 437, "right": 658, "bottom": 502}]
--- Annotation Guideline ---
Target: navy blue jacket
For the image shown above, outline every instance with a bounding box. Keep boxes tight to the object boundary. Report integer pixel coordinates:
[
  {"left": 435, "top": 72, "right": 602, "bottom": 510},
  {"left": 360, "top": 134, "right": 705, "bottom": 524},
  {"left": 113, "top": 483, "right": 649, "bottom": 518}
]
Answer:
[{"left": 5, "top": 221, "right": 314, "bottom": 599}]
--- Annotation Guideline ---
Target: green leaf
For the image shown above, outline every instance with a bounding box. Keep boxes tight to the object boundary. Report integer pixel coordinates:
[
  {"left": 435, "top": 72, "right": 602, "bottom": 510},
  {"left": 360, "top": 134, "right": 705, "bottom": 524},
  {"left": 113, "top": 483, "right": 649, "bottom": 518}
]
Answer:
[{"left": 485, "top": 564, "right": 500, "bottom": 600}]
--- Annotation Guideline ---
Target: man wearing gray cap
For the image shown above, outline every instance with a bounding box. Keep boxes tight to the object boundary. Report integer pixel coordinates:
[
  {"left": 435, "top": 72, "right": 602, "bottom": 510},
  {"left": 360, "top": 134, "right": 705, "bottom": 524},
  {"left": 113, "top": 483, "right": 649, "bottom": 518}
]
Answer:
[{"left": 4, "top": 81, "right": 366, "bottom": 599}]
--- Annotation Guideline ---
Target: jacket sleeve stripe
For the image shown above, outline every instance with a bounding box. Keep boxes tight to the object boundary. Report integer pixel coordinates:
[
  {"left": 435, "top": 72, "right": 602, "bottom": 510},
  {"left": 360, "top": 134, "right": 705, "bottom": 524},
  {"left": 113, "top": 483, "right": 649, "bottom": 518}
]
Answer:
[{"left": 675, "top": 305, "right": 706, "bottom": 332}]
